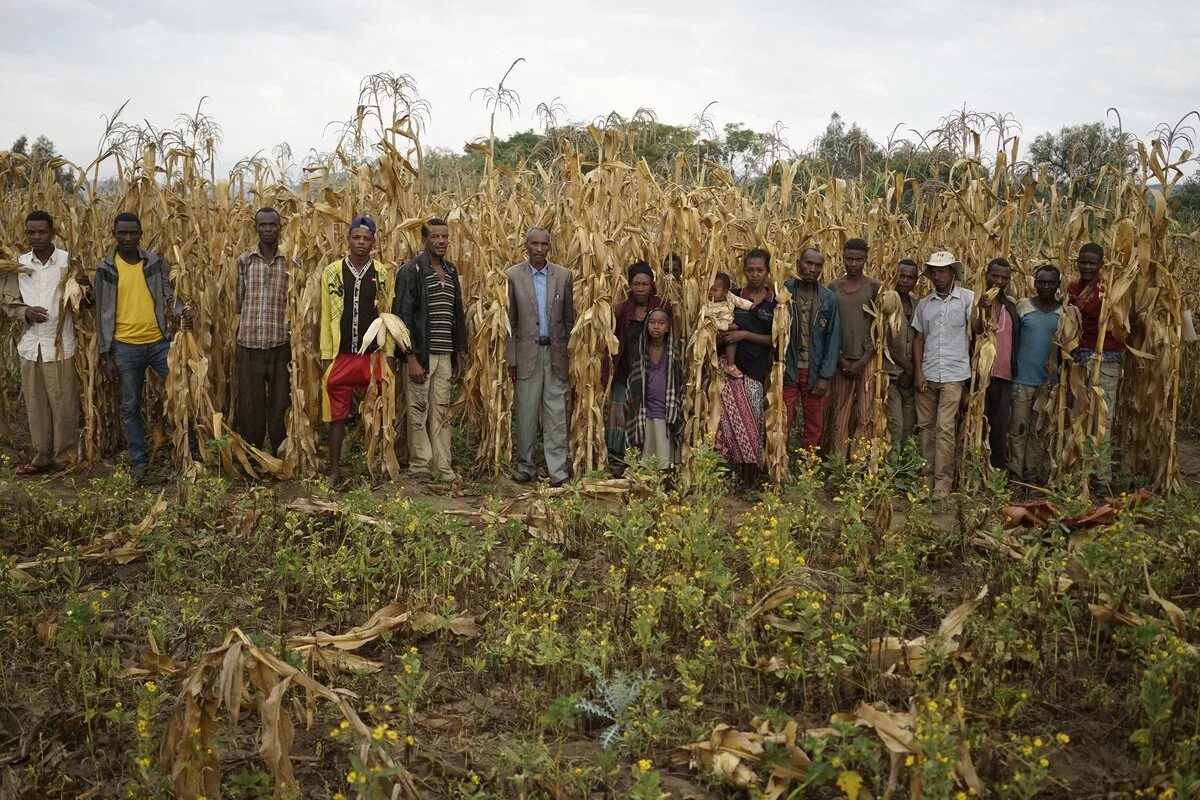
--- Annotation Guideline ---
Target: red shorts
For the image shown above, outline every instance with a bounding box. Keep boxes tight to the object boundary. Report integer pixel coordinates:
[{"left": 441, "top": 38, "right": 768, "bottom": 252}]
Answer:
[{"left": 322, "top": 353, "right": 386, "bottom": 422}]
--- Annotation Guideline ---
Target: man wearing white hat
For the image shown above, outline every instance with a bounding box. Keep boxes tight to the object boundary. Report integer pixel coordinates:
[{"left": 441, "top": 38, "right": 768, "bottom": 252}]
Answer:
[{"left": 911, "top": 250, "right": 974, "bottom": 499}]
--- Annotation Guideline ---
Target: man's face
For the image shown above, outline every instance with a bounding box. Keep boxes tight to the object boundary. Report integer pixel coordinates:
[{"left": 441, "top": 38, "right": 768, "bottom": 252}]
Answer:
[
  {"left": 1034, "top": 270, "right": 1060, "bottom": 301},
  {"left": 895, "top": 264, "right": 918, "bottom": 296},
  {"left": 1077, "top": 251, "right": 1103, "bottom": 282},
  {"left": 743, "top": 257, "right": 768, "bottom": 288},
  {"left": 929, "top": 264, "right": 955, "bottom": 292},
  {"left": 798, "top": 249, "right": 824, "bottom": 284},
  {"left": 25, "top": 220, "right": 53, "bottom": 252},
  {"left": 667, "top": 257, "right": 682, "bottom": 279},
  {"left": 425, "top": 224, "right": 450, "bottom": 259},
  {"left": 114, "top": 220, "right": 142, "bottom": 253},
  {"left": 629, "top": 273, "right": 653, "bottom": 303},
  {"left": 525, "top": 230, "right": 551, "bottom": 265},
  {"left": 348, "top": 227, "right": 374, "bottom": 259},
  {"left": 986, "top": 263, "right": 1012, "bottom": 294},
  {"left": 843, "top": 248, "right": 867, "bottom": 278},
  {"left": 255, "top": 212, "right": 281, "bottom": 247}
]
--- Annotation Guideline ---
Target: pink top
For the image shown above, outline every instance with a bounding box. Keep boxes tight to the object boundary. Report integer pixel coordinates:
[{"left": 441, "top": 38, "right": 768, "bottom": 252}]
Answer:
[{"left": 992, "top": 306, "right": 1014, "bottom": 381}]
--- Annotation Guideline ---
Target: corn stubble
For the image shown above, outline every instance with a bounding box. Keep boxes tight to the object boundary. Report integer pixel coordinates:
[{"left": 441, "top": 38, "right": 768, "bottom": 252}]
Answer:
[{"left": 0, "top": 123, "right": 1194, "bottom": 493}]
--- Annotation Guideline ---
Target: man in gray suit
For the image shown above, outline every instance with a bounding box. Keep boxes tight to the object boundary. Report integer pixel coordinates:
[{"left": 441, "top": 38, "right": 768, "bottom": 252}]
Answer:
[{"left": 506, "top": 227, "right": 574, "bottom": 485}]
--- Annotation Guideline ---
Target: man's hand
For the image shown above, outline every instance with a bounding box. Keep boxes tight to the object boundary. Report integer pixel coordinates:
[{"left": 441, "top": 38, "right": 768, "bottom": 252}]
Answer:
[
  {"left": 849, "top": 355, "right": 872, "bottom": 377},
  {"left": 407, "top": 355, "right": 427, "bottom": 384},
  {"left": 812, "top": 377, "right": 830, "bottom": 398},
  {"left": 916, "top": 368, "right": 928, "bottom": 393},
  {"left": 898, "top": 369, "right": 914, "bottom": 390},
  {"left": 452, "top": 359, "right": 462, "bottom": 382},
  {"left": 838, "top": 356, "right": 851, "bottom": 372},
  {"left": 24, "top": 306, "right": 49, "bottom": 324},
  {"left": 719, "top": 330, "right": 748, "bottom": 345},
  {"left": 101, "top": 353, "right": 118, "bottom": 382}
]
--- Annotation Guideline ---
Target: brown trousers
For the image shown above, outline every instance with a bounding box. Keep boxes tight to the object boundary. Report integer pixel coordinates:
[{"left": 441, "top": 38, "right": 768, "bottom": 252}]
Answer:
[
  {"left": 21, "top": 355, "right": 79, "bottom": 466},
  {"left": 823, "top": 369, "right": 876, "bottom": 460}
]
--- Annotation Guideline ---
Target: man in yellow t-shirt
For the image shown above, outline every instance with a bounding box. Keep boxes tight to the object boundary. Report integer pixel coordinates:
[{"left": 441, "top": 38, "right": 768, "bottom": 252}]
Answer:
[{"left": 93, "top": 212, "right": 193, "bottom": 481}]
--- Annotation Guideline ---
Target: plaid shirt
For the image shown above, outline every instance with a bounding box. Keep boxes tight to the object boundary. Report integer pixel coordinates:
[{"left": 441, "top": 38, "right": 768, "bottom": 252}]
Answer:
[{"left": 236, "top": 246, "right": 290, "bottom": 349}]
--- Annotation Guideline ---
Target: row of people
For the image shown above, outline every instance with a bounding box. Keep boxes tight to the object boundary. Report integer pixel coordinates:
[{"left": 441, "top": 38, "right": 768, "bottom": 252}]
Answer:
[{"left": 3, "top": 210, "right": 1121, "bottom": 492}]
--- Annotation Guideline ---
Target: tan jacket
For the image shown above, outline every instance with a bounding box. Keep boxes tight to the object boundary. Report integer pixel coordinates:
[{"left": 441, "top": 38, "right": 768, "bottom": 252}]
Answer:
[{"left": 505, "top": 261, "right": 574, "bottom": 380}]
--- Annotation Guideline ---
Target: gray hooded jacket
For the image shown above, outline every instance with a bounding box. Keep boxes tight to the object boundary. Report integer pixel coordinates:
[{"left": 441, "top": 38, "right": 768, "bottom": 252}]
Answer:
[{"left": 93, "top": 248, "right": 183, "bottom": 354}]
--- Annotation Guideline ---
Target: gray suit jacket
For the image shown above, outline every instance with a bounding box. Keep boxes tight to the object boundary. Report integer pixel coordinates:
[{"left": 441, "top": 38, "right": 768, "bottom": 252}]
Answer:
[{"left": 505, "top": 261, "right": 574, "bottom": 380}]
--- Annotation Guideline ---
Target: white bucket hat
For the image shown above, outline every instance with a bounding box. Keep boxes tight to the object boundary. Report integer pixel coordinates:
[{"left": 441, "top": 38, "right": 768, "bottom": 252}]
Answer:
[{"left": 924, "top": 250, "right": 964, "bottom": 280}]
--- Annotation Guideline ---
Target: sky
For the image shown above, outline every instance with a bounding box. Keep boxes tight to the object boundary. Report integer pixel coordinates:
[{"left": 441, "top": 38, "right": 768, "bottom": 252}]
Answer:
[{"left": 1, "top": 0, "right": 1198, "bottom": 175}]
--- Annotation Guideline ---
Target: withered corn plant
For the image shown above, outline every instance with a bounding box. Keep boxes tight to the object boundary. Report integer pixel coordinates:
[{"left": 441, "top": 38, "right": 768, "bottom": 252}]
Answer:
[{"left": 1, "top": 112, "right": 1195, "bottom": 493}]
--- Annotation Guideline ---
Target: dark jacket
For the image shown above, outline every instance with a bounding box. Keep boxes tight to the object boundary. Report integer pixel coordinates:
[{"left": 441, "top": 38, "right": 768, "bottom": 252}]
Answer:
[
  {"left": 783, "top": 277, "right": 841, "bottom": 390},
  {"left": 392, "top": 251, "right": 468, "bottom": 370},
  {"left": 94, "top": 248, "right": 183, "bottom": 355}
]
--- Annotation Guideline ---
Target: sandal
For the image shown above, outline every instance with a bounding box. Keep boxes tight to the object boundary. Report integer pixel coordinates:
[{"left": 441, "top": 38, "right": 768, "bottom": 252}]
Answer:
[{"left": 723, "top": 363, "right": 744, "bottom": 379}]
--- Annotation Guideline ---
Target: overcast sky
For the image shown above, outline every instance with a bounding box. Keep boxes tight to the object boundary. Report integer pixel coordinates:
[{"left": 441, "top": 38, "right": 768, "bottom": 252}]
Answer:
[{"left": 2, "top": 0, "right": 1198, "bottom": 174}]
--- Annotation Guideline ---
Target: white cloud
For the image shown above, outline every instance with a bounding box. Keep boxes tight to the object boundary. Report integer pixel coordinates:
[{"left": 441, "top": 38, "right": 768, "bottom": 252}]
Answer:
[{"left": 0, "top": 0, "right": 1196, "bottom": 174}]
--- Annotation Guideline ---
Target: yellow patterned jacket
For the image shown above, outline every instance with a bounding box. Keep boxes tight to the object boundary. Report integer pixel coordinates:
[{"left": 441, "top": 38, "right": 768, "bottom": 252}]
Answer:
[{"left": 319, "top": 258, "right": 395, "bottom": 359}]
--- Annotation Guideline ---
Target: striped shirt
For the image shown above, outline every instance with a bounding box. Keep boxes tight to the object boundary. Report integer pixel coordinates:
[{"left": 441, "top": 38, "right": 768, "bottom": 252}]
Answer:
[
  {"left": 426, "top": 264, "right": 457, "bottom": 354},
  {"left": 236, "top": 246, "right": 290, "bottom": 349}
]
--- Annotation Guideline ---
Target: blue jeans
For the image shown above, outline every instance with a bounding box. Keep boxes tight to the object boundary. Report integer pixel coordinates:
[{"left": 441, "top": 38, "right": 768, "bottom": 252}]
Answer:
[{"left": 112, "top": 339, "right": 170, "bottom": 470}]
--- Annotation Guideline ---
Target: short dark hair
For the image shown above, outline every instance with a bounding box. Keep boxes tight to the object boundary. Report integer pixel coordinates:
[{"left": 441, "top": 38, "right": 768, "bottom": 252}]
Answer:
[
  {"left": 799, "top": 246, "right": 822, "bottom": 261},
  {"left": 254, "top": 207, "right": 280, "bottom": 222},
  {"left": 113, "top": 211, "right": 141, "bottom": 232},
  {"left": 25, "top": 210, "right": 54, "bottom": 230},
  {"left": 844, "top": 237, "right": 868, "bottom": 253},
  {"left": 987, "top": 257, "right": 1012, "bottom": 271},
  {"left": 713, "top": 272, "right": 732, "bottom": 290},
  {"left": 744, "top": 247, "right": 771, "bottom": 268},
  {"left": 662, "top": 252, "right": 682, "bottom": 268},
  {"left": 1079, "top": 242, "right": 1104, "bottom": 259},
  {"left": 897, "top": 258, "right": 918, "bottom": 268},
  {"left": 1034, "top": 264, "right": 1061, "bottom": 281},
  {"left": 421, "top": 217, "right": 448, "bottom": 239}
]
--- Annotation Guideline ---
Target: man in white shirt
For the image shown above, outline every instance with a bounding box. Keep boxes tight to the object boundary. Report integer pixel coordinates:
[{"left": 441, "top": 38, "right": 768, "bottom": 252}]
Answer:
[
  {"left": 912, "top": 250, "right": 975, "bottom": 500},
  {"left": 0, "top": 211, "right": 84, "bottom": 474}
]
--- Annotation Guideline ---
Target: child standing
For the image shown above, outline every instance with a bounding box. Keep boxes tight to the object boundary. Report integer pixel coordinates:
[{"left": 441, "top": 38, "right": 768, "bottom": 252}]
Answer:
[
  {"left": 625, "top": 308, "right": 685, "bottom": 466},
  {"left": 706, "top": 272, "right": 754, "bottom": 378}
]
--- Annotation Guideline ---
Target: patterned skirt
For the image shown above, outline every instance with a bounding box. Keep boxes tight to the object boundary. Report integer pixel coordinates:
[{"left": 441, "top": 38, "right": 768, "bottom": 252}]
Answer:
[{"left": 715, "top": 376, "right": 765, "bottom": 465}]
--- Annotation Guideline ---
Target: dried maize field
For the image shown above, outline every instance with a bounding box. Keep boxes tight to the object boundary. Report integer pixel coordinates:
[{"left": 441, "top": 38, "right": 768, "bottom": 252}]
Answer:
[{"left": 1, "top": 115, "right": 1199, "bottom": 799}]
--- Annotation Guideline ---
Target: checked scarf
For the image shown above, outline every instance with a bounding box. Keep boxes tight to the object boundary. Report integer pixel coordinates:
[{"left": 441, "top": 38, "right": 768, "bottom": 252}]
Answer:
[{"left": 624, "top": 328, "right": 685, "bottom": 451}]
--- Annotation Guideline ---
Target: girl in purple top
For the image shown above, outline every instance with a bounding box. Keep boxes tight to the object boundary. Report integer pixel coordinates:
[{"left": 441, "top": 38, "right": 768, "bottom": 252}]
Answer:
[{"left": 624, "top": 308, "right": 684, "bottom": 466}]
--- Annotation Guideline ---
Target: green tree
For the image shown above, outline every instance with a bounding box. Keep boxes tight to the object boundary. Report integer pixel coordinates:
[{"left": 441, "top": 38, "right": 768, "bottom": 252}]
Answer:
[
  {"left": 1171, "top": 172, "right": 1200, "bottom": 224},
  {"left": 7, "top": 133, "right": 76, "bottom": 192},
  {"left": 803, "top": 113, "right": 884, "bottom": 179},
  {"left": 1028, "top": 122, "right": 1136, "bottom": 191}
]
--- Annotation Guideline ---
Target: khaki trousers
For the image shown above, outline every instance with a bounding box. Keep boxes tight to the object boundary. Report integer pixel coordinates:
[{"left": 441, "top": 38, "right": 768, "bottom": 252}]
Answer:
[
  {"left": 21, "top": 355, "right": 79, "bottom": 466},
  {"left": 1009, "top": 383, "right": 1049, "bottom": 482},
  {"left": 915, "top": 380, "right": 963, "bottom": 496},
  {"left": 405, "top": 353, "right": 455, "bottom": 480}
]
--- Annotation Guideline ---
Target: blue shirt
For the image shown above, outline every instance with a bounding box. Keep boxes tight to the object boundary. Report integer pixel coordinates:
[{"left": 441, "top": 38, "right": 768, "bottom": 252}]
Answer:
[
  {"left": 1014, "top": 299, "right": 1063, "bottom": 386},
  {"left": 530, "top": 263, "right": 549, "bottom": 338},
  {"left": 911, "top": 285, "right": 975, "bottom": 383}
]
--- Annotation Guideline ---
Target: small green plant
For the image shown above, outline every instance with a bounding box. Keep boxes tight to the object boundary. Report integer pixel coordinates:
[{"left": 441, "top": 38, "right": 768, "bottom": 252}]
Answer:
[{"left": 575, "top": 664, "right": 656, "bottom": 750}]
